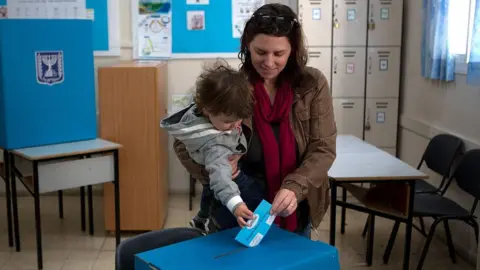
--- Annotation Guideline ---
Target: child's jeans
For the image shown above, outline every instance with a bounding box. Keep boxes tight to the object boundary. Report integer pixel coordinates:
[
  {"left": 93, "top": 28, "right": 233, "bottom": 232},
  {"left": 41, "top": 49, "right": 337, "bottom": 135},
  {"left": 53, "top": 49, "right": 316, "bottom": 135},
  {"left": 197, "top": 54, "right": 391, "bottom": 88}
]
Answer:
[{"left": 207, "top": 172, "right": 264, "bottom": 231}]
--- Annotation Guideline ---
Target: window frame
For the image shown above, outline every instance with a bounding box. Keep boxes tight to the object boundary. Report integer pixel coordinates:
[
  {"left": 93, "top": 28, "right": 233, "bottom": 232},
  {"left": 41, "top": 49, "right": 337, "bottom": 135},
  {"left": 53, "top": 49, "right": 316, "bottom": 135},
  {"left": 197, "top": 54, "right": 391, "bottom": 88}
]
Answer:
[{"left": 453, "top": 0, "right": 476, "bottom": 74}]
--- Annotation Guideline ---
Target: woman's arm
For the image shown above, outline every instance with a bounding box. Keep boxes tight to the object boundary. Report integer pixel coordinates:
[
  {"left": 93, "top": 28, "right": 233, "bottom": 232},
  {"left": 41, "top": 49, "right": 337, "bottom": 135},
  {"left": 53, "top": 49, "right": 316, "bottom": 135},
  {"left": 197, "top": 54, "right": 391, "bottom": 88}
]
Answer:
[
  {"left": 281, "top": 69, "right": 337, "bottom": 202},
  {"left": 173, "top": 138, "right": 209, "bottom": 184}
]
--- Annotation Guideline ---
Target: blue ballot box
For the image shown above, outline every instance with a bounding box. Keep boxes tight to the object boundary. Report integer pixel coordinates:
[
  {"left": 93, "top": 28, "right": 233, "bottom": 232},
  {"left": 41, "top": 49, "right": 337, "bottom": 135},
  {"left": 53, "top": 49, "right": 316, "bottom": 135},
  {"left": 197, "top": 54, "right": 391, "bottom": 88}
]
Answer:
[
  {"left": 0, "top": 19, "right": 97, "bottom": 150},
  {"left": 135, "top": 225, "right": 340, "bottom": 270}
]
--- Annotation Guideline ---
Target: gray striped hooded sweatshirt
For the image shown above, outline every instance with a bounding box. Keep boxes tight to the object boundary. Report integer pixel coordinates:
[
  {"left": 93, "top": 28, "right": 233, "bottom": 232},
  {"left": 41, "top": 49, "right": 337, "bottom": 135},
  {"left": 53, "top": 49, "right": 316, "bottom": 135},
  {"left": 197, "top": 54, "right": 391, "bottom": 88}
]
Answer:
[{"left": 160, "top": 104, "right": 248, "bottom": 214}]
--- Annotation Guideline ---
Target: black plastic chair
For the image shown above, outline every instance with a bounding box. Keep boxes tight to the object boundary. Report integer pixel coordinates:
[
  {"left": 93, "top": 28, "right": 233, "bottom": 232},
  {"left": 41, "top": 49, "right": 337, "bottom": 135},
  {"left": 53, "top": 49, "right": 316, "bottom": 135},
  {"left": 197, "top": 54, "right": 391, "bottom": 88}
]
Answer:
[
  {"left": 382, "top": 149, "right": 480, "bottom": 270},
  {"left": 115, "top": 227, "right": 204, "bottom": 270},
  {"left": 361, "top": 134, "right": 464, "bottom": 237},
  {"left": 414, "top": 134, "right": 464, "bottom": 194}
]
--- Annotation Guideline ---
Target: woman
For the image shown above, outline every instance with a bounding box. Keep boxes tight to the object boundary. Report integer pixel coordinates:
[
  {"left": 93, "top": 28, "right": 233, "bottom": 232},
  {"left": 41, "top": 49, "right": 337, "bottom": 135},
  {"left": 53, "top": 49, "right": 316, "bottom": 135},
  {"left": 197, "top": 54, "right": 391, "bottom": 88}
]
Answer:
[{"left": 174, "top": 3, "right": 337, "bottom": 237}]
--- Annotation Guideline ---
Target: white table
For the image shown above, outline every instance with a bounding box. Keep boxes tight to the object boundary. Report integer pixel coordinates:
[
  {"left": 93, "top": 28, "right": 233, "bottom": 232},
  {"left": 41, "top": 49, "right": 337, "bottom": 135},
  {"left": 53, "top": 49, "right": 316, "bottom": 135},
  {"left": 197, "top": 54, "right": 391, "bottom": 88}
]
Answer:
[
  {"left": 8, "top": 138, "right": 122, "bottom": 270},
  {"left": 328, "top": 135, "right": 428, "bottom": 270}
]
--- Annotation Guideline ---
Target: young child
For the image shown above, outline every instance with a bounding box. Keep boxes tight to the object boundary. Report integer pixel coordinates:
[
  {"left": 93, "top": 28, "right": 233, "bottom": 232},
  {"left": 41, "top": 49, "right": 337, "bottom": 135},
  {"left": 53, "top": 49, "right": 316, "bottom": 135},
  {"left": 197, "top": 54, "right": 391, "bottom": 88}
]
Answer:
[{"left": 160, "top": 61, "right": 262, "bottom": 233}]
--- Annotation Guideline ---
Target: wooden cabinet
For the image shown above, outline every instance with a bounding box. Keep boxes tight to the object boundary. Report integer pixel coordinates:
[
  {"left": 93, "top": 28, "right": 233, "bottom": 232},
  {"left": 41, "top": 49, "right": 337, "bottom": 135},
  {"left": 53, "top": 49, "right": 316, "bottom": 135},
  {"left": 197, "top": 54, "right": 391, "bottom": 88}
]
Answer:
[{"left": 98, "top": 61, "right": 169, "bottom": 231}]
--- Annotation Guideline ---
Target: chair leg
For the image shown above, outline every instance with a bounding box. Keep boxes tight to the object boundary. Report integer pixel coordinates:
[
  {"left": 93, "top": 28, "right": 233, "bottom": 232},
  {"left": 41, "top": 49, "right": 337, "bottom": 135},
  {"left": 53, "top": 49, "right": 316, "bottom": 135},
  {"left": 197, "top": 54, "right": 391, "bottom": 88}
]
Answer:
[
  {"left": 340, "top": 188, "right": 347, "bottom": 234},
  {"left": 189, "top": 175, "right": 194, "bottom": 211},
  {"left": 417, "top": 218, "right": 442, "bottom": 270},
  {"left": 362, "top": 216, "right": 369, "bottom": 237},
  {"left": 383, "top": 221, "right": 400, "bottom": 264},
  {"left": 471, "top": 218, "right": 479, "bottom": 244},
  {"left": 443, "top": 220, "right": 456, "bottom": 263},
  {"left": 58, "top": 190, "right": 64, "bottom": 219},
  {"left": 419, "top": 217, "right": 426, "bottom": 235}
]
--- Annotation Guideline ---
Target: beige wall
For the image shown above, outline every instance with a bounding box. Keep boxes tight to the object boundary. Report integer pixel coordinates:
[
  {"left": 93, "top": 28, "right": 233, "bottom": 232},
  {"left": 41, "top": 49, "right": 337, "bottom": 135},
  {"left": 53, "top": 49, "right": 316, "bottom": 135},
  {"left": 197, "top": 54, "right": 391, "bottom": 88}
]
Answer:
[{"left": 399, "top": 0, "right": 480, "bottom": 264}]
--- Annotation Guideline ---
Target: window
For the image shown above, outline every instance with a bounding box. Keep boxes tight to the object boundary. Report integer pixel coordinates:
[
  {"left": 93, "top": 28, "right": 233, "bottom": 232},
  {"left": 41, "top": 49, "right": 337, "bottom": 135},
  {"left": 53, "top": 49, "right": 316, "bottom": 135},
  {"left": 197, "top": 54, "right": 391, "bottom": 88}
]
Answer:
[{"left": 449, "top": 0, "right": 477, "bottom": 74}]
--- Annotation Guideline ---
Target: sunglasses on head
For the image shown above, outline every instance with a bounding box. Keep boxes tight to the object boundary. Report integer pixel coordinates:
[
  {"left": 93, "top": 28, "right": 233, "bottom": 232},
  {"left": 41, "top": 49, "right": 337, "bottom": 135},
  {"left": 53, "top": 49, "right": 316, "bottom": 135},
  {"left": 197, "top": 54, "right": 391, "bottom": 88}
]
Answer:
[{"left": 251, "top": 14, "right": 298, "bottom": 34}]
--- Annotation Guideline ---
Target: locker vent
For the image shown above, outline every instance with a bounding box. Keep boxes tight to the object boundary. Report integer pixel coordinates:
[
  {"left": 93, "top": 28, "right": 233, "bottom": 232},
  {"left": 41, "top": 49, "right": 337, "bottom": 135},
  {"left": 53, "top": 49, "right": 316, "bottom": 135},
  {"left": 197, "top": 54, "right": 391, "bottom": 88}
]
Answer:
[
  {"left": 377, "top": 51, "right": 391, "bottom": 57},
  {"left": 308, "top": 51, "right": 322, "bottom": 58},
  {"left": 342, "top": 51, "right": 356, "bottom": 57},
  {"left": 345, "top": 1, "right": 358, "bottom": 5},
  {"left": 380, "top": 0, "right": 393, "bottom": 5},
  {"left": 308, "top": 0, "right": 323, "bottom": 5},
  {"left": 341, "top": 102, "right": 355, "bottom": 108},
  {"left": 376, "top": 102, "right": 389, "bottom": 109}
]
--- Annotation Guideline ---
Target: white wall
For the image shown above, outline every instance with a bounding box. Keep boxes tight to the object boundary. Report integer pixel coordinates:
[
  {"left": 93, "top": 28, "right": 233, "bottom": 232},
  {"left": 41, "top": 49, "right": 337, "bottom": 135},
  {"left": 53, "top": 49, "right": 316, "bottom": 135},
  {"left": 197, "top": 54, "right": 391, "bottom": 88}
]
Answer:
[{"left": 399, "top": 0, "right": 480, "bottom": 264}]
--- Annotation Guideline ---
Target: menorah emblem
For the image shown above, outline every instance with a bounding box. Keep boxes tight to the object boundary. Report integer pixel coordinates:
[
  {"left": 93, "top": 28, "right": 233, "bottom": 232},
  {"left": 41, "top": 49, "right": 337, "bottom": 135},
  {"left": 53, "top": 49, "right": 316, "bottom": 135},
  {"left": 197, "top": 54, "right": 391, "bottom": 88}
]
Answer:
[{"left": 36, "top": 51, "right": 65, "bottom": 86}]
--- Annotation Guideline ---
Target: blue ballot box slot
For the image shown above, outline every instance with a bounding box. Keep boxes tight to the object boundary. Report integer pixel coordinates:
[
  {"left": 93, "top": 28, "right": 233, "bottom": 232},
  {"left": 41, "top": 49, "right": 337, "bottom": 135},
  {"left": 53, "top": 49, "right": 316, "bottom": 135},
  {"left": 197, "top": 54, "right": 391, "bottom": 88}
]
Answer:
[{"left": 135, "top": 225, "right": 340, "bottom": 270}]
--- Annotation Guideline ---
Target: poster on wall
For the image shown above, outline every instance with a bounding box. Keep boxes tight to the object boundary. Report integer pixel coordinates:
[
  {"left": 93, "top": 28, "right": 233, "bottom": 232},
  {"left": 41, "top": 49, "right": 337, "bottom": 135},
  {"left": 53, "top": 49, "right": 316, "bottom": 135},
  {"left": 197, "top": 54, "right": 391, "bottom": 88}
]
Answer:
[
  {"left": 135, "top": 0, "right": 172, "bottom": 59},
  {"left": 232, "top": 0, "right": 264, "bottom": 38},
  {"left": 6, "top": 0, "right": 86, "bottom": 18}
]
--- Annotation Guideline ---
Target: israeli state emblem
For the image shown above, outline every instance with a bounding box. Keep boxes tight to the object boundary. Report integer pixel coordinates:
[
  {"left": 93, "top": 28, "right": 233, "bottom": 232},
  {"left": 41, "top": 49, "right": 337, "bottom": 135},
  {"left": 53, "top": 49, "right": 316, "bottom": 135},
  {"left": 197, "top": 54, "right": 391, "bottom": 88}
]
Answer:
[{"left": 35, "top": 51, "right": 65, "bottom": 86}]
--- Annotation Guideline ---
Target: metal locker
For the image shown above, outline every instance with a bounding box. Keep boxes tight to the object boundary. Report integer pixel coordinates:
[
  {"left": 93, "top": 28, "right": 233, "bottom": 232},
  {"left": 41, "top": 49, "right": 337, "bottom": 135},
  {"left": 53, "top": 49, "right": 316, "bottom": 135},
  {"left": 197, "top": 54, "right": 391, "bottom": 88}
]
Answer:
[
  {"left": 364, "top": 98, "right": 398, "bottom": 147},
  {"left": 331, "top": 47, "right": 366, "bottom": 98},
  {"left": 365, "top": 47, "right": 400, "bottom": 98},
  {"left": 332, "top": 0, "right": 368, "bottom": 46},
  {"left": 367, "top": 0, "right": 403, "bottom": 46},
  {"left": 381, "top": 147, "right": 397, "bottom": 156},
  {"left": 298, "top": 0, "right": 333, "bottom": 46},
  {"left": 307, "top": 47, "right": 332, "bottom": 86},
  {"left": 333, "top": 98, "right": 364, "bottom": 139}
]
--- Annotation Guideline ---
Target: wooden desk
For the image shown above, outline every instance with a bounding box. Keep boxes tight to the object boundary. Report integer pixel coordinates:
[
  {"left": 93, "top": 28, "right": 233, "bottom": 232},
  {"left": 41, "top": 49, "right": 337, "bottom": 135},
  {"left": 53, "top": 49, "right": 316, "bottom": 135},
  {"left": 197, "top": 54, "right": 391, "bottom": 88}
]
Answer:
[
  {"left": 328, "top": 135, "right": 428, "bottom": 270},
  {"left": 8, "top": 139, "right": 122, "bottom": 270}
]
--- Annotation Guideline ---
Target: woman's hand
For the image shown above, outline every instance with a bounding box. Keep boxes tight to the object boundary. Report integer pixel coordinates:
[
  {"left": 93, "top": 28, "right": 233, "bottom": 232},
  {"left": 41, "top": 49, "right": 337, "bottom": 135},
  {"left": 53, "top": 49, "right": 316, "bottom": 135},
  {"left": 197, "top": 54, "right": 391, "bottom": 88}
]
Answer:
[
  {"left": 270, "top": 189, "right": 298, "bottom": 217},
  {"left": 228, "top": 154, "right": 242, "bottom": 179}
]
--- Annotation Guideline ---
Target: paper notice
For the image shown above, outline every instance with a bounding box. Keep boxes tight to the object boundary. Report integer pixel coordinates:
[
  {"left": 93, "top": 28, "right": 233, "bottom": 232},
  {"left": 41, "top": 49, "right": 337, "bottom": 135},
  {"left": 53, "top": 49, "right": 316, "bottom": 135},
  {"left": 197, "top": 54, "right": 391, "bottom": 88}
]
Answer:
[{"left": 232, "top": 0, "right": 265, "bottom": 38}]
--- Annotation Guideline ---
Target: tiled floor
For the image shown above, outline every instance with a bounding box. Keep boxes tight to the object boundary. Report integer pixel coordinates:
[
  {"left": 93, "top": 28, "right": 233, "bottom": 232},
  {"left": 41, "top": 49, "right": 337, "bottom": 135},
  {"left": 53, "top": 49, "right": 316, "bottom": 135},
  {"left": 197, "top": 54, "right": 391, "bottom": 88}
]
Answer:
[{"left": 0, "top": 194, "right": 475, "bottom": 269}]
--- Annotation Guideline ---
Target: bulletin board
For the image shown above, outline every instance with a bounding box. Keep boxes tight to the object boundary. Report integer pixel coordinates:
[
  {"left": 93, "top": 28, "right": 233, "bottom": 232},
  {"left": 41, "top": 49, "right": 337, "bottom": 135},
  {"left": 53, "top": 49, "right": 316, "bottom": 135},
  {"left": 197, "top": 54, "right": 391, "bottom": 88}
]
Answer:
[
  {"left": 132, "top": 1, "right": 264, "bottom": 59},
  {"left": 0, "top": 0, "right": 120, "bottom": 56},
  {"left": 87, "top": 0, "right": 121, "bottom": 56},
  {"left": 171, "top": 1, "right": 240, "bottom": 59},
  {"left": 86, "top": 0, "right": 120, "bottom": 56}
]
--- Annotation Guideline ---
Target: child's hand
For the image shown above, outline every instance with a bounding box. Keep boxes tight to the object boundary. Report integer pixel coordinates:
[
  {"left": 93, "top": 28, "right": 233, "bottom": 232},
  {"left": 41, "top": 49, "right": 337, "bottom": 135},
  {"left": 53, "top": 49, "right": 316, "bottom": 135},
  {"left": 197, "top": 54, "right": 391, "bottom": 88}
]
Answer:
[{"left": 234, "top": 203, "right": 254, "bottom": 227}]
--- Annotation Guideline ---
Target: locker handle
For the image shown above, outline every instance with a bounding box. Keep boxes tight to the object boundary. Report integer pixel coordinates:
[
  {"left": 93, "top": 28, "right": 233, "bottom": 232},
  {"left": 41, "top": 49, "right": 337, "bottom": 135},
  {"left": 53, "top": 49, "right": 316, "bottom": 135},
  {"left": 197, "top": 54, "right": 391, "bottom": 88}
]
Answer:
[
  {"left": 333, "top": 57, "right": 338, "bottom": 73},
  {"left": 368, "top": 57, "right": 372, "bottom": 74},
  {"left": 365, "top": 108, "right": 371, "bottom": 131}
]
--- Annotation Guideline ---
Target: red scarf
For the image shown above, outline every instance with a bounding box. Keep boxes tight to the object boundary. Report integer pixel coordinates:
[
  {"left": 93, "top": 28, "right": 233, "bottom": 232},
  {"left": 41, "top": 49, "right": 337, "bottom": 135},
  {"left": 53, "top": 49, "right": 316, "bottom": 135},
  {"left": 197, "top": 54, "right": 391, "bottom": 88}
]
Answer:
[{"left": 253, "top": 80, "right": 298, "bottom": 232}]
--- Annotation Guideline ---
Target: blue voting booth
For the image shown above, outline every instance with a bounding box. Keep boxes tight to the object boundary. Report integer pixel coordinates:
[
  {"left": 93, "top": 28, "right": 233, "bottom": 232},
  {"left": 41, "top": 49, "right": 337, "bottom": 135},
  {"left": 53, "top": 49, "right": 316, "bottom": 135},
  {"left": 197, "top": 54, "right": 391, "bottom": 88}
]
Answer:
[
  {"left": 135, "top": 225, "right": 340, "bottom": 270},
  {"left": 0, "top": 19, "right": 97, "bottom": 150}
]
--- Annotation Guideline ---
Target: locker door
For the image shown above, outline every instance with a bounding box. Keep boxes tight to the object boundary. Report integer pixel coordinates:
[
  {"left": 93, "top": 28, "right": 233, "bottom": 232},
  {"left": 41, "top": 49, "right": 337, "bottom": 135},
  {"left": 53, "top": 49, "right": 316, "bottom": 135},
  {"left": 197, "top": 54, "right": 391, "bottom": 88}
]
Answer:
[
  {"left": 307, "top": 47, "right": 332, "bottom": 86},
  {"left": 331, "top": 47, "right": 366, "bottom": 98},
  {"left": 333, "top": 0, "right": 368, "bottom": 46},
  {"left": 364, "top": 98, "right": 398, "bottom": 147},
  {"left": 299, "top": 0, "right": 333, "bottom": 46},
  {"left": 367, "top": 0, "right": 403, "bottom": 46},
  {"left": 333, "top": 98, "right": 364, "bottom": 139},
  {"left": 366, "top": 47, "right": 400, "bottom": 98}
]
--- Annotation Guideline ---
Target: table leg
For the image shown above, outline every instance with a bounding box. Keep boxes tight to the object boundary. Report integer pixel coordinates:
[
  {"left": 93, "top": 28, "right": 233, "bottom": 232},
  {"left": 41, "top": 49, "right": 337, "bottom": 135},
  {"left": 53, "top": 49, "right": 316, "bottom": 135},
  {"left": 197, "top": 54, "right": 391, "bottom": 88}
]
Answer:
[
  {"left": 58, "top": 190, "right": 64, "bottom": 219},
  {"left": 114, "top": 150, "right": 121, "bottom": 246},
  {"left": 33, "top": 161, "right": 43, "bottom": 270},
  {"left": 403, "top": 180, "right": 415, "bottom": 270},
  {"left": 88, "top": 185, "right": 94, "bottom": 236},
  {"left": 366, "top": 215, "right": 375, "bottom": 266},
  {"left": 341, "top": 187, "right": 347, "bottom": 234},
  {"left": 80, "top": 187, "right": 85, "bottom": 232},
  {"left": 10, "top": 153, "right": 20, "bottom": 252},
  {"left": 329, "top": 179, "right": 337, "bottom": 246},
  {"left": 4, "top": 151, "right": 14, "bottom": 247}
]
